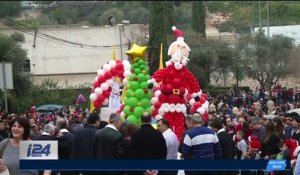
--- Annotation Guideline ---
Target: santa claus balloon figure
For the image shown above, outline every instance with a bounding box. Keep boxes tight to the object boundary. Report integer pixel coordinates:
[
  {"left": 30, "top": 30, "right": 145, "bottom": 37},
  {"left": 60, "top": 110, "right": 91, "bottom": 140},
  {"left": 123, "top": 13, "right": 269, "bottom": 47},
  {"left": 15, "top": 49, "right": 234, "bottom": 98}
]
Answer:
[{"left": 148, "top": 26, "right": 209, "bottom": 141}]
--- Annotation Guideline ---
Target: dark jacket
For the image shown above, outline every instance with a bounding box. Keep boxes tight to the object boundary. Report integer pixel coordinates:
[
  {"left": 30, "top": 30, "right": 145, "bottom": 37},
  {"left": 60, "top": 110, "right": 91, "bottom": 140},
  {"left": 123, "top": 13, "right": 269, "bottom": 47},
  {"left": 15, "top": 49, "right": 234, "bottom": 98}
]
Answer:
[
  {"left": 131, "top": 124, "right": 167, "bottom": 159},
  {"left": 217, "top": 130, "right": 235, "bottom": 160},
  {"left": 33, "top": 134, "right": 57, "bottom": 141},
  {"left": 70, "top": 125, "right": 98, "bottom": 160},
  {"left": 93, "top": 126, "right": 124, "bottom": 159},
  {"left": 58, "top": 131, "right": 74, "bottom": 159}
]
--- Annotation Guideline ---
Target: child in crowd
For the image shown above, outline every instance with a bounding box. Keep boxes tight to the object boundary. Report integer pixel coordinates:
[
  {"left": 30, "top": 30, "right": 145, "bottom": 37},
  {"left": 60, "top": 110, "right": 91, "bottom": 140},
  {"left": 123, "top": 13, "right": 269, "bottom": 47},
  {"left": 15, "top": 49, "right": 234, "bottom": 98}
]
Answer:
[{"left": 235, "top": 130, "right": 248, "bottom": 160}]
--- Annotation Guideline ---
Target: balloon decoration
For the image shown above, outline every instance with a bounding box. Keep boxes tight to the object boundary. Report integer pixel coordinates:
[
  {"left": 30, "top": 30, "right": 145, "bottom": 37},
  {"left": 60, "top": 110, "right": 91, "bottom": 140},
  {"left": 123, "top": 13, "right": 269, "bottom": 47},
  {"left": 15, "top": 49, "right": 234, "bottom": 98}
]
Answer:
[
  {"left": 119, "top": 44, "right": 152, "bottom": 126},
  {"left": 148, "top": 26, "right": 209, "bottom": 142},
  {"left": 89, "top": 59, "right": 131, "bottom": 109},
  {"left": 76, "top": 94, "right": 86, "bottom": 104}
]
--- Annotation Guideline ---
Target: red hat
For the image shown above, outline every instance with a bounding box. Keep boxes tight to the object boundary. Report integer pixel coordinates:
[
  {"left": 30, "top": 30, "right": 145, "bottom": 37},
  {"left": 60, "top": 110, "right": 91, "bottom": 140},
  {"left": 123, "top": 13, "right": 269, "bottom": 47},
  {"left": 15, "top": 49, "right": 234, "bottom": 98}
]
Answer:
[
  {"left": 250, "top": 141, "right": 262, "bottom": 151},
  {"left": 284, "top": 139, "right": 299, "bottom": 160},
  {"left": 248, "top": 135, "right": 259, "bottom": 143},
  {"left": 172, "top": 26, "right": 184, "bottom": 41}
]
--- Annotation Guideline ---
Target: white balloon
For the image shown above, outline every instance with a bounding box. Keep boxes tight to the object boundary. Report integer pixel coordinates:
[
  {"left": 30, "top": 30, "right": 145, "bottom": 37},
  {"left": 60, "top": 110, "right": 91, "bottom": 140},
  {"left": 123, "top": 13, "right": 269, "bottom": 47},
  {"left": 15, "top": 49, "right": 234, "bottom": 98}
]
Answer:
[
  {"left": 202, "top": 103, "right": 209, "bottom": 111},
  {"left": 189, "top": 99, "right": 195, "bottom": 106},
  {"left": 106, "top": 79, "right": 114, "bottom": 86},
  {"left": 158, "top": 108, "right": 165, "bottom": 115},
  {"left": 170, "top": 104, "right": 176, "bottom": 113},
  {"left": 124, "top": 64, "right": 131, "bottom": 71},
  {"left": 164, "top": 106, "right": 170, "bottom": 113},
  {"left": 197, "top": 107, "right": 205, "bottom": 115},
  {"left": 101, "top": 83, "right": 109, "bottom": 91},
  {"left": 176, "top": 107, "right": 182, "bottom": 113},
  {"left": 97, "top": 69, "right": 105, "bottom": 76},
  {"left": 109, "top": 60, "right": 117, "bottom": 68},
  {"left": 103, "top": 64, "right": 111, "bottom": 72},
  {"left": 151, "top": 97, "right": 158, "bottom": 104},
  {"left": 103, "top": 98, "right": 109, "bottom": 105},
  {"left": 95, "top": 87, "right": 103, "bottom": 95},
  {"left": 95, "top": 76, "right": 99, "bottom": 82},
  {"left": 89, "top": 93, "right": 97, "bottom": 101},
  {"left": 181, "top": 105, "right": 187, "bottom": 112},
  {"left": 155, "top": 115, "right": 163, "bottom": 121},
  {"left": 122, "top": 60, "right": 130, "bottom": 66},
  {"left": 123, "top": 70, "right": 131, "bottom": 78},
  {"left": 154, "top": 90, "right": 161, "bottom": 97},
  {"left": 122, "top": 78, "right": 128, "bottom": 85},
  {"left": 120, "top": 112, "right": 125, "bottom": 118}
]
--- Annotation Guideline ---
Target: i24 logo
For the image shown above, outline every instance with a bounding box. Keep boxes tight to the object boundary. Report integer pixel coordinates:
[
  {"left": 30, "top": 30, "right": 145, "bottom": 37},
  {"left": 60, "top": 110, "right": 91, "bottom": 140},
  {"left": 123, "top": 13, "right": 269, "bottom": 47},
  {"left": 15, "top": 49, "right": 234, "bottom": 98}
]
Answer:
[{"left": 27, "top": 144, "right": 51, "bottom": 157}]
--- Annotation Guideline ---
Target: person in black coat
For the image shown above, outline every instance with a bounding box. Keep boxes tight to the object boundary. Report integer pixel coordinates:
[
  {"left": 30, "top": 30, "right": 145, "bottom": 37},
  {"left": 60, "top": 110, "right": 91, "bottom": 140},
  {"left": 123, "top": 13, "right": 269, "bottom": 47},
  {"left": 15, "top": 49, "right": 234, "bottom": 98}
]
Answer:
[
  {"left": 131, "top": 112, "right": 167, "bottom": 175},
  {"left": 33, "top": 123, "right": 57, "bottom": 175},
  {"left": 210, "top": 119, "right": 237, "bottom": 175},
  {"left": 56, "top": 117, "right": 74, "bottom": 175},
  {"left": 93, "top": 113, "right": 125, "bottom": 175},
  {"left": 70, "top": 112, "right": 100, "bottom": 175}
]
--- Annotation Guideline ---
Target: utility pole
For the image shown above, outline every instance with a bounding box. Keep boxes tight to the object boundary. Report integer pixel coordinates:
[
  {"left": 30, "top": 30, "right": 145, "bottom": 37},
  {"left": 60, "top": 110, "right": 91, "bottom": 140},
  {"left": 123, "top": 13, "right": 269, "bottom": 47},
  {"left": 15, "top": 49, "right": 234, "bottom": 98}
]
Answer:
[
  {"left": 267, "top": 1, "right": 270, "bottom": 37},
  {"left": 259, "top": 1, "right": 262, "bottom": 29}
]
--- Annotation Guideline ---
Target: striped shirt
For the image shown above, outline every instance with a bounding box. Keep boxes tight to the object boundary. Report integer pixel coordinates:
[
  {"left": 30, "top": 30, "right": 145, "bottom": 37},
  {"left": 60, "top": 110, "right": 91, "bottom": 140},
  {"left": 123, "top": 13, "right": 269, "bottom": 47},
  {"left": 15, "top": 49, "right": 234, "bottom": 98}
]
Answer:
[{"left": 182, "top": 126, "right": 222, "bottom": 159}]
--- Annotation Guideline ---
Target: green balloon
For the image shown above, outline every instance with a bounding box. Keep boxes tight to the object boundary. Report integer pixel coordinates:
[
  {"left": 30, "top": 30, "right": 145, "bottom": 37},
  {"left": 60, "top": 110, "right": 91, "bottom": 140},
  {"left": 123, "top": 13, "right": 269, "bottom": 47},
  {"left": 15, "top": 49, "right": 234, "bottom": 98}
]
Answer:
[
  {"left": 145, "top": 91, "right": 152, "bottom": 99},
  {"left": 124, "top": 97, "right": 128, "bottom": 104},
  {"left": 140, "top": 81, "right": 148, "bottom": 89},
  {"left": 123, "top": 106, "right": 131, "bottom": 115},
  {"left": 145, "top": 74, "right": 150, "bottom": 80},
  {"left": 138, "top": 59, "right": 144, "bottom": 65},
  {"left": 137, "top": 74, "right": 146, "bottom": 82},
  {"left": 127, "top": 115, "right": 138, "bottom": 124},
  {"left": 140, "top": 98, "right": 151, "bottom": 108},
  {"left": 121, "top": 116, "right": 126, "bottom": 123},
  {"left": 134, "top": 68, "right": 141, "bottom": 74},
  {"left": 126, "top": 89, "right": 134, "bottom": 98},
  {"left": 139, "top": 65, "right": 145, "bottom": 70},
  {"left": 135, "top": 89, "right": 145, "bottom": 99},
  {"left": 134, "top": 106, "right": 144, "bottom": 118},
  {"left": 129, "top": 81, "right": 139, "bottom": 90},
  {"left": 145, "top": 107, "right": 152, "bottom": 114},
  {"left": 145, "top": 67, "right": 149, "bottom": 72},
  {"left": 128, "top": 97, "right": 138, "bottom": 107},
  {"left": 129, "top": 74, "right": 136, "bottom": 81}
]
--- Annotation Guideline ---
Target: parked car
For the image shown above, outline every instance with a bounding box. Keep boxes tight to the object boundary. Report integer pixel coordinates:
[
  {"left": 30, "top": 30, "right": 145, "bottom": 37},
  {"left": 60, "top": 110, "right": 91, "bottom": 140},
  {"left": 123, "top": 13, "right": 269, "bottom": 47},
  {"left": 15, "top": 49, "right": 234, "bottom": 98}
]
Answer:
[{"left": 36, "top": 104, "right": 64, "bottom": 113}]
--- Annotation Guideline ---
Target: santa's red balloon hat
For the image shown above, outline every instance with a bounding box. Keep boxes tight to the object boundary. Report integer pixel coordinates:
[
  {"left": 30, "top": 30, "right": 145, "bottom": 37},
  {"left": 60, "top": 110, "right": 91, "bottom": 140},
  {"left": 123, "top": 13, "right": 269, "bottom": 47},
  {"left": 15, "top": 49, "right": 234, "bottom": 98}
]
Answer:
[{"left": 172, "top": 26, "right": 184, "bottom": 41}]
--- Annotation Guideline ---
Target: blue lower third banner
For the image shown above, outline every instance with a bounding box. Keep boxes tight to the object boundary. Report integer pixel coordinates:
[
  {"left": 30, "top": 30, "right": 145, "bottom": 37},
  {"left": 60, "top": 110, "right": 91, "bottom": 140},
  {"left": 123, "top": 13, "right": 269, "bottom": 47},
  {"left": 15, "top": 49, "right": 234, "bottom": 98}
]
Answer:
[{"left": 19, "top": 160, "right": 291, "bottom": 171}]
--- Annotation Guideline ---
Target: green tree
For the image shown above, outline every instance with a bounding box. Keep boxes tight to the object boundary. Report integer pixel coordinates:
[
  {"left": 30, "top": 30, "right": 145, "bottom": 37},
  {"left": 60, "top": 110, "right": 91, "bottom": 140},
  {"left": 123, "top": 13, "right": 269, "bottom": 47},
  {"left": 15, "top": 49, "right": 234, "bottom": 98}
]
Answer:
[
  {"left": 148, "top": 1, "right": 170, "bottom": 75},
  {"left": 211, "top": 39, "right": 237, "bottom": 86},
  {"left": 0, "top": 1, "right": 22, "bottom": 17},
  {"left": 0, "top": 32, "right": 31, "bottom": 97},
  {"left": 238, "top": 30, "right": 294, "bottom": 91},
  {"left": 191, "top": 1, "right": 206, "bottom": 37}
]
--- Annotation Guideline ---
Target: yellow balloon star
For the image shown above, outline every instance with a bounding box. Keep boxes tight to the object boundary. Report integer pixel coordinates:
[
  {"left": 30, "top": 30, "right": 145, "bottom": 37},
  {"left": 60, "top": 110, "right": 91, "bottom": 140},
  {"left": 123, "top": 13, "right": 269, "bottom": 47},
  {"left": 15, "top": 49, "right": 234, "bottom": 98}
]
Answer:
[{"left": 126, "top": 43, "right": 147, "bottom": 63}]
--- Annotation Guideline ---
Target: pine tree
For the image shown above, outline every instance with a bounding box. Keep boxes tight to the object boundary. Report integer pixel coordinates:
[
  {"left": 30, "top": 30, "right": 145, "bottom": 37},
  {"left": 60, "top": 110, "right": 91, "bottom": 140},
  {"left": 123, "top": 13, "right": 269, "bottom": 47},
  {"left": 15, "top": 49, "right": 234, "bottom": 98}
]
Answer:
[
  {"left": 191, "top": 1, "right": 206, "bottom": 37},
  {"left": 148, "top": 1, "right": 173, "bottom": 75}
]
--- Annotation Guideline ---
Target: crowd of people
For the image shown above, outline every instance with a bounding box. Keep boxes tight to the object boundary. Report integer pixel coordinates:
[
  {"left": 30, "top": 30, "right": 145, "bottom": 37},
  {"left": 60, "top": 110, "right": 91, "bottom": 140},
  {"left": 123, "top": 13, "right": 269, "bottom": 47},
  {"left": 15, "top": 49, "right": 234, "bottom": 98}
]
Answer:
[{"left": 0, "top": 85, "right": 300, "bottom": 175}]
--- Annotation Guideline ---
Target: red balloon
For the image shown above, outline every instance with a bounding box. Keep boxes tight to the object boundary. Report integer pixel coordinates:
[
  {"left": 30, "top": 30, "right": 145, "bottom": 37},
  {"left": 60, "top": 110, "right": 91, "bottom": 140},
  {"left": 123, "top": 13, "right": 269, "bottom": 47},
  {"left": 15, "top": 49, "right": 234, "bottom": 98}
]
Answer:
[
  {"left": 152, "top": 109, "right": 158, "bottom": 116},
  {"left": 111, "top": 68, "right": 118, "bottom": 76},
  {"left": 97, "top": 95, "right": 105, "bottom": 103},
  {"left": 172, "top": 78, "right": 182, "bottom": 87},
  {"left": 202, "top": 93, "right": 208, "bottom": 99},
  {"left": 93, "top": 81, "right": 100, "bottom": 88},
  {"left": 104, "top": 72, "right": 112, "bottom": 79},
  {"left": 91, "top": 87, "right": 95, "bottom": 93},
  {"left": 200, "top": 97, "right": 206, "bottom": 104},
  {"left": 98, "top": 76, "right": 106, "bottom": 84},
  {"left": 93, "top": 100, "right": 101, "bottom": 109},
  {"left": 154, "top": 102, "right": 162, "bottom": 109},
  {"left": 116, "top": 62, "right": 123, "bottom": 70},
  {"left": 158, "top": 94, "right": 166, "bottom": 102},
  {"left": 103, "top": 90, "right": 111, "bottom": 97}
]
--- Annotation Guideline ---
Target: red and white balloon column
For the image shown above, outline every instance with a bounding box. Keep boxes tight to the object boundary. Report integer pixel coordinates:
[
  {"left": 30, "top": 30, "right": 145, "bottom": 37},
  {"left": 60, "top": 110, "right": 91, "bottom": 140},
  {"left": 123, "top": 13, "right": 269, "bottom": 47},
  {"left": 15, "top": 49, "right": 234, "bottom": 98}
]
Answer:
[{"left": 89, "top": 60, "right": 131, "bottom": 109}]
